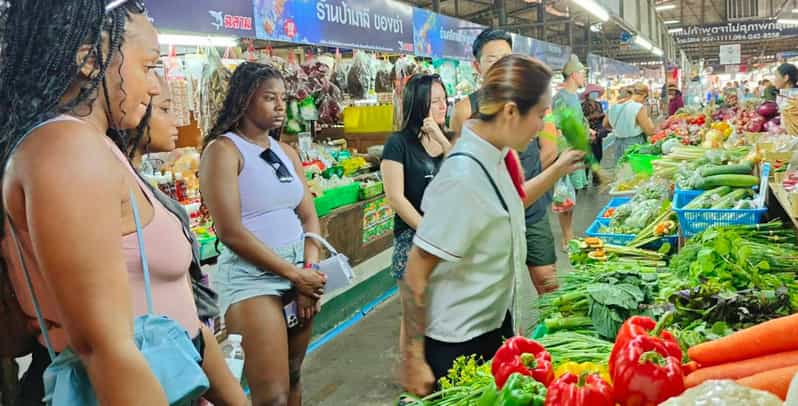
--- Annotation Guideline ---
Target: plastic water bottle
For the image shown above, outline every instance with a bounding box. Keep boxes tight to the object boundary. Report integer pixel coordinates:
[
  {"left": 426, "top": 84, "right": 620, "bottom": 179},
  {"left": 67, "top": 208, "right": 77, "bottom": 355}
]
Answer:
[{"left": 222, "top": 334, "right": 245, "bottom": 382}]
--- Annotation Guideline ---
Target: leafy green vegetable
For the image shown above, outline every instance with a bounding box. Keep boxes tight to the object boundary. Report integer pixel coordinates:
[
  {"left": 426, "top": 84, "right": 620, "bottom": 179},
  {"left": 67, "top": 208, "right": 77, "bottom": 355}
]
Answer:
[{"left": 535, "top": 332, "right": 614, "bottom": 367}]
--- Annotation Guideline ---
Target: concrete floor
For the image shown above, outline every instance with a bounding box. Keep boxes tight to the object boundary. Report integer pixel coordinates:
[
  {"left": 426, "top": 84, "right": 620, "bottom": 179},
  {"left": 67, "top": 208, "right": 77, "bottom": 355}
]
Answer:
[{"left": 301, "top": 186, "right": 609, "bottom": 405}]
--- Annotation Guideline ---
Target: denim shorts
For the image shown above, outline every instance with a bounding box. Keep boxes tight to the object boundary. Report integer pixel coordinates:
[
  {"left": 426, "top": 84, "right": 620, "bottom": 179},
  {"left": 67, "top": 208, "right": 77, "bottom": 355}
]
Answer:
[
  {"left": 391, "top": 229, "right": 415, "bottom": 280},
  {"left": 212, "top": 240, "right": 304, "bottom": 317}
]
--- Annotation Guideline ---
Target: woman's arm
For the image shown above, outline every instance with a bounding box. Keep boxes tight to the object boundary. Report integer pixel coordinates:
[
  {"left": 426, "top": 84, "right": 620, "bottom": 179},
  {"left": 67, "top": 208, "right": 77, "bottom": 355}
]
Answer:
[
  {"left": 522, "top": 150, "right": 585, "bottom": 208},
  {"left": 539, "top": 121, "right": 558, "bottom": 170},
  {"left": 381, "top": 160, "right": 423, "bottom": 231},
  {"left": 282, "top": 142, "right": 321, "bottom": 265},
  {"left": 197, "top": 325, "right": 247, "bottom": 406},
  {"left": 399, "top": 245, "right": 439, "bottom": 396},
  {"left": 636, "top": 107, "right": 657, "bottom": 137},
  {"left": 16, "top": 123, "right": 167, "bottom": 405},
  {"left": 199, "top": 139, "right": 324, "bottom": 299}
]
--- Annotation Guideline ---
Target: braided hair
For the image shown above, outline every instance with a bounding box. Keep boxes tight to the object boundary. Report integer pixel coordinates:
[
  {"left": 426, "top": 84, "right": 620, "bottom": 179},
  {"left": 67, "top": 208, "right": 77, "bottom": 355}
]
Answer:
[
  {"left": 0, "top": 0, "right": 147, "bottom": 223},
  {"left": 205, "top": 62, "right": 284, "bottom": 147}
]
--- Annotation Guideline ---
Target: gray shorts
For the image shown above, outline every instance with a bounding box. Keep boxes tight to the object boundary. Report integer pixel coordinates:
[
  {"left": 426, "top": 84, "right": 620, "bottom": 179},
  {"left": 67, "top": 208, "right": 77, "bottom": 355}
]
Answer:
[{"left": 212, "top": 239, "right": 304, "bottom": 318}]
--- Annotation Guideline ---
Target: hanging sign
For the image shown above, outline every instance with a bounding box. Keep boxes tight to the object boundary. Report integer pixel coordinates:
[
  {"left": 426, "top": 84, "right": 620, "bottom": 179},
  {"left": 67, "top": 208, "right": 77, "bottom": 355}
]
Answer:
[
  {"left": 673, "top": 20, "right": 798, "bottom": 45},
  {"left": 719, "top": 44, "right": 741, "bottom": 65},
  {"left": 145, "top": 0, "right": 255, "bottom": 36},
  {"left": 412, "top": 8, "right": 485, "bottom": 60},
  {"left": 253, "top": 0, "right": 414, "bottom": 53}
]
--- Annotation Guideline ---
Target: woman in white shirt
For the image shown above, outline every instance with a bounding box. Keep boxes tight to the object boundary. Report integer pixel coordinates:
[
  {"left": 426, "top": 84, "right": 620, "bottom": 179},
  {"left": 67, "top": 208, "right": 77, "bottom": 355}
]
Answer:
[
  {"left": 399, "top": 54, "right": 586, "bottom": 396},
  {"left": 604, "top": 83, "right": 657, "bottom": 164}
]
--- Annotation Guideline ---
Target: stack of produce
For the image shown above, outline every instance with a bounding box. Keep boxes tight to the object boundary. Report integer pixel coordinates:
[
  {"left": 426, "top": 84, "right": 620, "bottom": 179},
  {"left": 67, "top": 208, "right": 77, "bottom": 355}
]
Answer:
[{"left": 595, "top": 180, "right": 678, "bottom": 248}]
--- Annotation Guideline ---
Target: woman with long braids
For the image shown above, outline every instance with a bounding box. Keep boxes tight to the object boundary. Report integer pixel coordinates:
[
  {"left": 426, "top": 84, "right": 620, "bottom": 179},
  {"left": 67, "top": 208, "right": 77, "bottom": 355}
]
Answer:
[
  {"left": 125, "top": 74, "right": 180, "bottom": 164},
  {"left": 0, "top": 1, "right": 244, "bottom": 404},
  {"left": 200, "top": 62, "right": 325, "bottom": 406}
]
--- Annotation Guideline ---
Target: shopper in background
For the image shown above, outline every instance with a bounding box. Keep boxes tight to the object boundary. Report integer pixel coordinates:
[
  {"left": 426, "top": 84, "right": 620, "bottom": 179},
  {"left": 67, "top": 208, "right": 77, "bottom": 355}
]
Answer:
[
  {"left": 200, "top": 62, "right": 325, "bottom": 406},
  {"left": 553, "top": 55, "right": 590, "bottom": 251},
  {"left": 399, "top": 55, "right": 585, "bottom": 396},
  {"left": 0, "top": 1, "right": 242, "bottom": 404},
  {"left": 381, "top": 74, "right": 451, "bottom": 357},
  {"left": 604, "top": 83, "right": 656, "bottom": 165},
  {"left": 667, "top": 83, "right": 685, "bottom": 117},
  {"left": 581, "top": 84, "right": 607, "bottom": 167},
  {"left": 124, "top": 77, "right": 247, "bottom": 406},
  {"left": 775, "top": 63, "right": 798, "bottom": 90},
  {"left": 763, "top": 79, "right": 779, "bottom": 101}
]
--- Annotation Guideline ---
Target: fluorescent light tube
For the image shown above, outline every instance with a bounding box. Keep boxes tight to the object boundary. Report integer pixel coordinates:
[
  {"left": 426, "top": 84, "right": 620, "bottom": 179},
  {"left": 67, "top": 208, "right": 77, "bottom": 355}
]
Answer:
[
  {"left": 158, "top": 34, "right": 238, "bottom": 48},
  {"left": 634, "top": 36, "right": 653, "bottom": 50},
  {"left": 652, "top": 47, "right": 664, "bottom": 56},
  {"left": 656, "top": 4, "right": 676, "bottom": 11},
  {"left": 664, "top": 20, "right": 680, "bottom": 24},
  {"left": 668, "top": 27, "right": 684, "bottom": 33},
  {"left": 777, "top": 18, "right": 798, "bottom": 24},
  {"left": 571, "top": 0, "right": 610, "bottom": 22}
]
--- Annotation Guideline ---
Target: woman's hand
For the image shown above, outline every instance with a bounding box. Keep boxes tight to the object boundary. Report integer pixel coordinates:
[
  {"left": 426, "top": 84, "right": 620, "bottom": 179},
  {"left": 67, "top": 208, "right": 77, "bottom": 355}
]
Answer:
[
  {"left": 422, "top": 117, "right": 449, "bottom": 147},
  {"left": 296, "top": 293, "right": 321, "bottom": 323},
  {"left": 291, "top": 268, "right": 327, "bottom": 299},
  {"left": 555, "top": 149, "right": 586, "bottom": 175}
]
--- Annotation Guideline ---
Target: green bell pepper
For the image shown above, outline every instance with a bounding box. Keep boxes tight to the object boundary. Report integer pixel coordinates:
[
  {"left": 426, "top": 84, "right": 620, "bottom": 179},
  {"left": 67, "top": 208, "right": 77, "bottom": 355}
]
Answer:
[{"left": 497, "top": 373, "right": 546, "bottom": 406}]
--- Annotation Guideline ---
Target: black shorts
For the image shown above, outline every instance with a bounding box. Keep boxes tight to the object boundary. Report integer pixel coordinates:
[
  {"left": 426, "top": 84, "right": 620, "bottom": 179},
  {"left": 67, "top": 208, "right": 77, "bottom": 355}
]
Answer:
[{"left": 424, "top": 312, "right": 514, "bottom": 381}]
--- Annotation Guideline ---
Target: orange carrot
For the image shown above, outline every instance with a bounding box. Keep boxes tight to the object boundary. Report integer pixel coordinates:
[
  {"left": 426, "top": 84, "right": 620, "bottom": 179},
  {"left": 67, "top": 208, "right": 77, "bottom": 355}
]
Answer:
[
  {"left": 685, "top": 350, "right": 798, "bottom": 388},
  {"left": 737, "top": 364, "right": 798, "bottom": 400},
  {"left": 687, "top": 313, "right": 798, "bottom": 366}
]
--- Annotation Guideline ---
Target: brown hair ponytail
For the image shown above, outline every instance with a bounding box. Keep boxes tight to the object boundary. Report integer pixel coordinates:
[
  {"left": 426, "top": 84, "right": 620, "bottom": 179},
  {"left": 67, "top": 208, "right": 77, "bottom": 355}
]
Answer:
[{"left": 477, "top": 55, "right": 552, "bottom": 121}]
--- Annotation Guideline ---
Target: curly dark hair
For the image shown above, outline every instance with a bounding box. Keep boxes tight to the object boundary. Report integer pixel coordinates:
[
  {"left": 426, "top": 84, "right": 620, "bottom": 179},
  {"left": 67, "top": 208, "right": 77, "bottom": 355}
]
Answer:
[
  {"left": 0, "top": 0, "right": 148, "bottom": 222},
  {"left": 205, "top": 62, "right": 284, "bottom": 147}
]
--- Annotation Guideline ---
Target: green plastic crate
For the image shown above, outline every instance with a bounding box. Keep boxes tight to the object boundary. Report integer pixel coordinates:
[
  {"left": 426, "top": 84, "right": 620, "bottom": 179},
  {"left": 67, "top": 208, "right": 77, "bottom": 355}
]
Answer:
[
  {"left": 359, "top": 182, "right": 384, "bottom": 200},
  {"left": 326, "top": 183, "right": 361, "bottom": 209},
  {"left": 314, "top": 194, "right": 335, "bottom": 217},
  {"left": 628, "top": 153, "right": 660, "bottom": 175}
]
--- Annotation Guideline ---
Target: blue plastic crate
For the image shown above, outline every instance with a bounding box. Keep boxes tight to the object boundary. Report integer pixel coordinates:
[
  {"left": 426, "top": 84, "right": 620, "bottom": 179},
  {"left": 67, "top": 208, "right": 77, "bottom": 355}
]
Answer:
[
  {"left": 672, "top": 192, "right": 766, "bottom": 237},
  {"left": 597, "top": 196, "right": 631, "bottom": 219},
  {"left": 674, "top": 187, "right": 703, "bottom": 203},
  {"left": 585, "top": 218, "right": 678, "bottom": 250}
]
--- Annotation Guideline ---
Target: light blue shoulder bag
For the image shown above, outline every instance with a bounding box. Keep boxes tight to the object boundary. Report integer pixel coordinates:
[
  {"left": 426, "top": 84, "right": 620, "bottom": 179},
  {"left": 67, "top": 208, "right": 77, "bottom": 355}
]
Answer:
[{"left": 9, "top": 190, "right": 210, "bottom": 405}]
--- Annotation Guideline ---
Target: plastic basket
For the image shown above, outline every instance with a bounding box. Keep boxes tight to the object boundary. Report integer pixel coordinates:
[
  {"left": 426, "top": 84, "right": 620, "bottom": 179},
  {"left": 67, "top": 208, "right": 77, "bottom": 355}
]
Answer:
[
  {"left": 674, "top": 187, "right": 703, "bottom": 203},
  {"left": 628, "top": 154, "right": 661, "bottom": 175},
  {"left": 585, "top": 218, "right": 678, "bottom": 250},
  {"left": 314, "top": 194, "right": 335, "bottom": 217},
  {"left": 672, "top": 192, "right": 767, "bottom": 237},
  {"left": 325, "top": 182, "right": 361, "bottom": 210},
  {"left": 359, "top": 181, "right": 384, "bottom": 200},
  {"left": 597, "top": 196, "right": 631, "bottom": 219}
]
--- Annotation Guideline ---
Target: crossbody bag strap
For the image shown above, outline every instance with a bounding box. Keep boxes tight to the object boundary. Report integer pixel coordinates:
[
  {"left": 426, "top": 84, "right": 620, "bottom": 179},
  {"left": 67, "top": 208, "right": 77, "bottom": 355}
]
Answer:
[
  {"left": 129, "top": 189, "right": 154, "bottom": 314},
  {"left": 7, "top": 218, "right": 56, "bottom": 361},
  {"left": 448, "top": 152, "right": 508, "bottom": 211},
  {"left": 303, "top": 232, "right": 339, "bottom": 256}
]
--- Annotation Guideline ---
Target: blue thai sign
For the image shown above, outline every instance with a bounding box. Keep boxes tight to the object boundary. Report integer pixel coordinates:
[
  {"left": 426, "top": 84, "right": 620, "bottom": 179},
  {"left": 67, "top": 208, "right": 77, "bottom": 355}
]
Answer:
[
  {"left": 511, "top": 33, "right": 572, "bottom": 69},
  {"left": 145, "top": 0, "right": 255, "bottom": 36},
  {"left": 413, "top": 8, "right": 485, "bottom": 60},
  {"left": 253, "top": 0, "right": 414, "bottom": 52}
]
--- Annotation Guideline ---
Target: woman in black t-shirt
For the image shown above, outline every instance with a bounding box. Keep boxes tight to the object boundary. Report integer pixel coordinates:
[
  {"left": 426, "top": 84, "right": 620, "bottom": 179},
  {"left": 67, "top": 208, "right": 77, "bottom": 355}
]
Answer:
[{"left": 382, "top": 75, "right": 452, "bottom": 282}]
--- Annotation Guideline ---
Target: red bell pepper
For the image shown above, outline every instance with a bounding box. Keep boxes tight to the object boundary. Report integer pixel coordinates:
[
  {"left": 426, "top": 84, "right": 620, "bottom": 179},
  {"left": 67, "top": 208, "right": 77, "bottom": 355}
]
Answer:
[
  {"left": 609, "top": 313, "right": 681, "bottom": 375},
  {"left": 545, "top": 372, "right": 614, "bottom": 406},
  {"left": 612, "top": 335, "right": 685, "bottom": 406},
  {"left": 492, "top": 336, "right": 554, "bottom": 389}
]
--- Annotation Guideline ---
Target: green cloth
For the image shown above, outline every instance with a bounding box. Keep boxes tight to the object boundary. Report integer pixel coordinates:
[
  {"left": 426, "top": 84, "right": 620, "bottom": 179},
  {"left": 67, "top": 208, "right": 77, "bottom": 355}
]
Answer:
[{"left": 553, "top": 89, "right": 588, "bottom": 190}]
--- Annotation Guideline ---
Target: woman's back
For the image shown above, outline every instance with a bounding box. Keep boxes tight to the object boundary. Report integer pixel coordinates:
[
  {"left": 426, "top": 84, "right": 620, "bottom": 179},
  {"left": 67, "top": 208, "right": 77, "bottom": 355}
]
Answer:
[{"left": 608, "top": 101, "right": 643, "bottom": 138}]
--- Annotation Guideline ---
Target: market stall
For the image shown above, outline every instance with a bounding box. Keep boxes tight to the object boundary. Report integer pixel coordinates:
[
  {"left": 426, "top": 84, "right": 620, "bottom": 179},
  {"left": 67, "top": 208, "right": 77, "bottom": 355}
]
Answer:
[{"left": 401, "top": 80, "right": 798, "bottom": 404}]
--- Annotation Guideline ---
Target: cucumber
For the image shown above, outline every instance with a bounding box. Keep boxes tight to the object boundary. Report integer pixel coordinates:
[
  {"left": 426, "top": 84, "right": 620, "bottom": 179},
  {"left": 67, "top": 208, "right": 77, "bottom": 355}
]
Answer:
[
  {"left": 684, "top": 186, "right": 732, "bottom": 209},
  {"left": 698, "top": 162, "right": 754, "bottom": 177},
  {"left": 710, "top": 189, "right": 754, "bottom": 209},
  {"left": 695, "top": 174, "right": 759, "bottom": 190}
]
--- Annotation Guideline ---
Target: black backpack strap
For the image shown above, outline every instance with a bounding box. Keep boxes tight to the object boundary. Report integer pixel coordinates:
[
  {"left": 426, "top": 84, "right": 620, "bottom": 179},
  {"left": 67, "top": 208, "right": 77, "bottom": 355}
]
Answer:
[{"left": 448, "top": 152, "right": 508, "bottom": 212}]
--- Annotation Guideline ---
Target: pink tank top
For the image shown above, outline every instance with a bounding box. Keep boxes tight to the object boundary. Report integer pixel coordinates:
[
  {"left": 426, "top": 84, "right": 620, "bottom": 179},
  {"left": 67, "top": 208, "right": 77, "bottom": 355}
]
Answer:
[{"left": 3, "top": 116, "right": 199, "bottom": 352}]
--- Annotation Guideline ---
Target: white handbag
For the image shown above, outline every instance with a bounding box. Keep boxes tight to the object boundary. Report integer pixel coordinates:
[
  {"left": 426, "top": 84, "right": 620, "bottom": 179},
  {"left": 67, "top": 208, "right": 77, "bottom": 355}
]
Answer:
[{"left": 304, "top": 232, "right": 355, "bottom": 293}]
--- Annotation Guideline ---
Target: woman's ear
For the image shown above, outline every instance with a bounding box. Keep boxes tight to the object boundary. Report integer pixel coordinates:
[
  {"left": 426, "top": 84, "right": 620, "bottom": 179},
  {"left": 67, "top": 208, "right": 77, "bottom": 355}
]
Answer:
[{"left": 75, "top": 44, "right": 100, "bottom": 79}]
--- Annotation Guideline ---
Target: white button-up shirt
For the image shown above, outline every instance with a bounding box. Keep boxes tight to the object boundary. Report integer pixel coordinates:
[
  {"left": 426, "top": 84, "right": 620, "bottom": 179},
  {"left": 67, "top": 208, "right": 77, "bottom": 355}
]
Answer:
[{"left": 413, "top": 125, "right": 528, "bottom": 343}]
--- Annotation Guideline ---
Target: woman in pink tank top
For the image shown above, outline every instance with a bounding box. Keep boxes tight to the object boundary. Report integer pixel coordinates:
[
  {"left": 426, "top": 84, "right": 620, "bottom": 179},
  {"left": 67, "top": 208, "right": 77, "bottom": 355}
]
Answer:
[
  {"left": 200, "top": 62, "right": 326, "bottom": 406},
  {"left": 0, "top": 2, "right": 243, "bottom": 405}
]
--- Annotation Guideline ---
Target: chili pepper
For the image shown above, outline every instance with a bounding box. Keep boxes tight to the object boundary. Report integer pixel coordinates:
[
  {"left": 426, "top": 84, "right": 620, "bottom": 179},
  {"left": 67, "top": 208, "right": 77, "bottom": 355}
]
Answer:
[
  {"left": 609, "top": 313, "right": 681, "bottom": 375},
  {"left": 545, "top": 372, "right": 614, "bottom": 406},
  {"left": 497, "top": 373, "right": 547, "bottom": 406},
  {"left": 492, "top": 336, "right": 555, "bottom": 389},
  {"left": 612, "top": 335, "right": 685, "bottom": 406}
]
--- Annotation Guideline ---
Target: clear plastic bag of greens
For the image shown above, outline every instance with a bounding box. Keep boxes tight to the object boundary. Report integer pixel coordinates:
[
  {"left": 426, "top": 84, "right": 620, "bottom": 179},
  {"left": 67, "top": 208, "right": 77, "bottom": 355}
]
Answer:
[
  {"left": 552, "top": 176, "right": 576, "bottom": 213},
  {"left": 198, "top": 45, "right": 232, "bottom": 137},
  {"left": 661, "top": 380, "right": 782, "bottom": 406}
]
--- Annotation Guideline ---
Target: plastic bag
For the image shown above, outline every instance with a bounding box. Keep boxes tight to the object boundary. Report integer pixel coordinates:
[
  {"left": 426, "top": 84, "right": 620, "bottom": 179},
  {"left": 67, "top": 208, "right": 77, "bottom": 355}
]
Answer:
[
  {"left": 347, "top": 51, "right": 375, "bottom": 99},
  {"left": 661, "top": 380, "right": 782, "bottom": 405},
  {"left": 552, "top": 176, "right": 576, "bottom": 213}
]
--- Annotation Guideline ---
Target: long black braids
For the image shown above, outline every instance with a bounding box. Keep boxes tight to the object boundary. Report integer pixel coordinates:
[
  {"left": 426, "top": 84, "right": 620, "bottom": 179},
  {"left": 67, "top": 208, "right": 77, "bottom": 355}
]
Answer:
[
  {"left": 0, "top": 0, "right": 147, "bottom": 221},
  {"left": 205, "top": 62, "right": 284, "bottom": 147}
]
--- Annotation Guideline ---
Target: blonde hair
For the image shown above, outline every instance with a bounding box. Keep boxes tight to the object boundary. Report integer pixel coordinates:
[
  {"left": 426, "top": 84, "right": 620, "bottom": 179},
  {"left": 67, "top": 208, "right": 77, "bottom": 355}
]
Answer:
[{"left": 631, "top": 83, "right": 649, "bottom": 97}]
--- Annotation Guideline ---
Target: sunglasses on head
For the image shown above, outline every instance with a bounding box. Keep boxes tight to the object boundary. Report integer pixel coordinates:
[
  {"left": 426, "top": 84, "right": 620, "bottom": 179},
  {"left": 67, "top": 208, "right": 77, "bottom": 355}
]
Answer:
[{"left": 260, "top": 149, "right": 294, "bottom": 183}]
